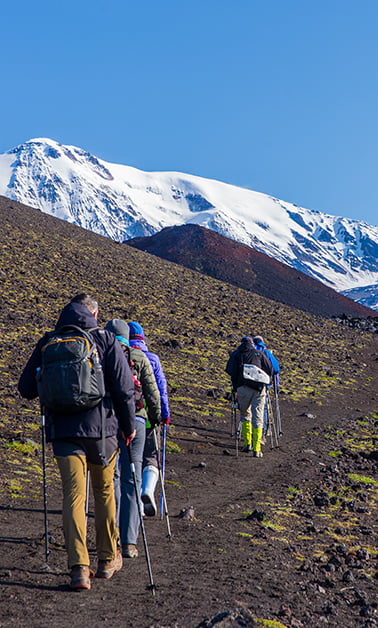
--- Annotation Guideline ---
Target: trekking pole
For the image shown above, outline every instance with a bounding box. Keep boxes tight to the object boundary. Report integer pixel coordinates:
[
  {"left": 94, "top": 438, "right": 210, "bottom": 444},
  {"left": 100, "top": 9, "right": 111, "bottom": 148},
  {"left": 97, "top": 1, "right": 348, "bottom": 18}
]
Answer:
[
  {"left": 40, "top": 406, "right": 49, "bottom": 563},
  {"left": 85, "top": 470, "right": 90, "bottom": 524},
  {"left": 267, "top": 390, "right": 279, "bottom": 449},
  {"left": 159, "top": 424, "right": 167, "bottom": 519},
  {"left": 274, "top": 374, "right": 282, "bottom": 436},
  {"left": 127, "top": 444, "right": 156, "bottom": 595},
  {"left": 230, "top": 389, "right": 238, "bottom": 438},
  {"left": 153, "top": 428, "right": 172, "bottom": 540}
]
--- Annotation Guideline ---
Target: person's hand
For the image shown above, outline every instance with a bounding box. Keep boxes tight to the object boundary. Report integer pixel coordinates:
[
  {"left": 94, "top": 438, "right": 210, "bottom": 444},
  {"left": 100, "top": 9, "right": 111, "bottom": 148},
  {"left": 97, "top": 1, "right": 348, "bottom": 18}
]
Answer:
[
  {"left": 162, "top": 416, "right": 171, "bottom": 425},
  {"left": 124, "top": 429, "right": 136, "bottom": 446}
]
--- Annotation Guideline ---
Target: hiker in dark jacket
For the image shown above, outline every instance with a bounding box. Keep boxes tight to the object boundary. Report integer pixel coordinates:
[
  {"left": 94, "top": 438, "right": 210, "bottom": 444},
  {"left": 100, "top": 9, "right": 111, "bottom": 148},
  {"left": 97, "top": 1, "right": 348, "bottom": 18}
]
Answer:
[
  {"left": 105, "top": 319, "right": 161, "bottom": 559},
  {"left": 128, "top": 321, "right": 170, "bottom": 517},
  {"left": 18, "top": 294, "right": 136, "bottom": 590},
  {"left": 226, "top": 335, "right": 273, "bottom": 457}
]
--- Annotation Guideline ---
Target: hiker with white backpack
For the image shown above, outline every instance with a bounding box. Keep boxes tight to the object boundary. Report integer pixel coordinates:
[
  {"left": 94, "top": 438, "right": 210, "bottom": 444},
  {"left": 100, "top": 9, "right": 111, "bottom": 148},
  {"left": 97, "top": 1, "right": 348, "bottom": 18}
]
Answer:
[
  {"left": 18, "top": 294, "right": 136, "bottom": 590},
  {"left": 226, "top": 335, "right": 273, "bottom": 457}
]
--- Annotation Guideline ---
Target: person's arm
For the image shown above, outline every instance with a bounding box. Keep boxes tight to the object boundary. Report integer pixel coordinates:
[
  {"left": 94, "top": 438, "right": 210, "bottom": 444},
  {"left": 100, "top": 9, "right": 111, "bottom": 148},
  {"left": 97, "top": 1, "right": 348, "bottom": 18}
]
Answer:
[
  {"left": 150, "top": 353, "right": 170, "bottom": 421},
  {"left": 18, "top": 335, "right": 47, "bottom": 399},
  {"left": 140, "top": 355, "right": 161, "bottom": 426},
  {"left": 225, "top": 353, "right": 238, "bottom": 390},
  {"left": 261, "top": 353, "right": 274, "bottom": 380}
]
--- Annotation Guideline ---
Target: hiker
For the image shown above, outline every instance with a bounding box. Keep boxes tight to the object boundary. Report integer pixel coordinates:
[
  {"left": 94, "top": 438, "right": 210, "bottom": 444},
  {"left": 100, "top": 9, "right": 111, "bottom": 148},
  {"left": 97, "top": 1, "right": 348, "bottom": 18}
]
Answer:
[
  {"left": 18, "top": 294, "right": 136, "bottom": 590},
  {"left": 128, "top": 321, "right": 171, "bottom": 518},
  {"left": 225, "top": 335, "right": 273, "bottom": 457},
  {"left": 104, "top": 319, "right": 161, "bottom": 559},
  {"left": 252, "top": 335, "right": 280, "bottom": 443}
]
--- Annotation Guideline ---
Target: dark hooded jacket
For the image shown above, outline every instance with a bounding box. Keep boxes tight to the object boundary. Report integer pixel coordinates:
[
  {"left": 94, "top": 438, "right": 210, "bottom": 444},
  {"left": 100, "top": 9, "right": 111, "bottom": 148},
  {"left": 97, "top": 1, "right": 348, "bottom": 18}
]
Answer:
[
  {"left": 18, "top": 302, "right": 136, "bottom": 441},
  {"left": 225, "top": 336, "right": 273, "bottom": 391}
]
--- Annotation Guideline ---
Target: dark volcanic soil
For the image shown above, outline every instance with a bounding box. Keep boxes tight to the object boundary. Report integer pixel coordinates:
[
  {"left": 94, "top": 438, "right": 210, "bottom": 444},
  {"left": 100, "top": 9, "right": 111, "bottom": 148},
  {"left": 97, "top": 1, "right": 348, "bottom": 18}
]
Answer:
[{"left": 1, "top": 387, "right": 377, "bottom": 628}]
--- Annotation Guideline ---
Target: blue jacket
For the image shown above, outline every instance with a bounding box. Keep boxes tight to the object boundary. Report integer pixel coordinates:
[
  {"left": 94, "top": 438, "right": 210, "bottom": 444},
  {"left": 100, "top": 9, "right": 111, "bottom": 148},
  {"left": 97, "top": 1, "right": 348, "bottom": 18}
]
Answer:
[
  {"left": 18, "top": 302, "right": 136, "bottom": 441},
  {"left": 254, "top": 340, "right": 280, "bottom": 388},
  {"left": 129, "top": 338, "right": 170, "bottom": 420}
]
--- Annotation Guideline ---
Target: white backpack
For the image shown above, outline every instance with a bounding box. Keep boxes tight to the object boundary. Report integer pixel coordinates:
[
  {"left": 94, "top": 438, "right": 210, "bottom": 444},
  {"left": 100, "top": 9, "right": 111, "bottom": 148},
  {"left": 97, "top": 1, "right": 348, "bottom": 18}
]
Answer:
[{"left": 243, "top": 363, "right": 271, "bottom": 385}]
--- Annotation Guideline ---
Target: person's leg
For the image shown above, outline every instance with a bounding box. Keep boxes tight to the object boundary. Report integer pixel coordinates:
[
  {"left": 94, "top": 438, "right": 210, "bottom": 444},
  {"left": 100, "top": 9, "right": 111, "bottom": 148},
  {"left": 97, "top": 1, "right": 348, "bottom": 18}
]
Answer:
[
  {"left": 236, "top": 386, "right": 253, "bottom": 452},
  {"left": 119, "top": 420, "right": 145, "bottom": 553},
  {"left": 251, "top": 388, "right": 266, "bottom": 455},
  {"left": 142, "top": 426, "right": 160, "bottom": 516},
  {"left": 89, "top": 449, "right": 119, "bottom": 561},
  {"left": 56, "top": 454, "right": 88, "bottom": 568}
]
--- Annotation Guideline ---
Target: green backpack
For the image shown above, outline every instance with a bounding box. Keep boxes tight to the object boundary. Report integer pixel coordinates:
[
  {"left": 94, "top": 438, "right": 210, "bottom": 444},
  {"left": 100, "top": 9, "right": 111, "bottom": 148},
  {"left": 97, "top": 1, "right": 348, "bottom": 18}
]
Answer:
[{"left": 36, "top": 325, "right": 106, "bottom": 414}]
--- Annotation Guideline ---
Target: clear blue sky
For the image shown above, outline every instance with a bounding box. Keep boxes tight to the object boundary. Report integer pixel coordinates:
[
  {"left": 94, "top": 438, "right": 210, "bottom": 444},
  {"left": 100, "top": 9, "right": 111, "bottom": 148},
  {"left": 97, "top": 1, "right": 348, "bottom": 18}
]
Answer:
[{"left": 1, "top": 0, "right": 377, "bottom": 225}]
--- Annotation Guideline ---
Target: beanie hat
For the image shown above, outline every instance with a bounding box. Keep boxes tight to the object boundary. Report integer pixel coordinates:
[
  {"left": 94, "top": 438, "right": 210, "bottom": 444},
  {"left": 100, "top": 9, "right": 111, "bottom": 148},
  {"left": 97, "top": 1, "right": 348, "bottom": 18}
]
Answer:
[
  {"left": 128, "top": 321, "right": 145, "bottom": 340},
  {"left": 105, "top": 319, "right": 130, "bottom": 346}
]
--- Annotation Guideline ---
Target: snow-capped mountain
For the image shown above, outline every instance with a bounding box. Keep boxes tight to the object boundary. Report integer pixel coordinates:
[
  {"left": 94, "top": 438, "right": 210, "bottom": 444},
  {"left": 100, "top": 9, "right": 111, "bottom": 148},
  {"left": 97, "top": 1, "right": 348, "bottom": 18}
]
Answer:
[
  {"left": 1, "top": 138, "right": 377, "bottom": 308},
  {"left": 341, "top": 283, "right": 378, "bottom": 312}
]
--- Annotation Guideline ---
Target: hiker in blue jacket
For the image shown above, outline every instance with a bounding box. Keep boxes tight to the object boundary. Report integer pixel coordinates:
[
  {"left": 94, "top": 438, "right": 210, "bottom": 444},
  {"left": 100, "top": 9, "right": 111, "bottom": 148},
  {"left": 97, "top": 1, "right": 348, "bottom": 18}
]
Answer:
[
  {"left": 128, "top": 321, "right": 171, "bottom": 517},
  {"left": 18, "top": 294, "right": 136, "bottom": 590},
  {"left": 252, "top": 335, "right": 280, "bottom": 443}
]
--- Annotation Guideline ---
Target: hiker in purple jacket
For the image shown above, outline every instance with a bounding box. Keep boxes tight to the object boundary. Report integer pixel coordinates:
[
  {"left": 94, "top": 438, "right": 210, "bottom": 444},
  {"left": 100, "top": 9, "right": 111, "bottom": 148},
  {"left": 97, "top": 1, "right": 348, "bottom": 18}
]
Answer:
[{"left": 128, "top": 321, "right": 170, "bottom": 518}]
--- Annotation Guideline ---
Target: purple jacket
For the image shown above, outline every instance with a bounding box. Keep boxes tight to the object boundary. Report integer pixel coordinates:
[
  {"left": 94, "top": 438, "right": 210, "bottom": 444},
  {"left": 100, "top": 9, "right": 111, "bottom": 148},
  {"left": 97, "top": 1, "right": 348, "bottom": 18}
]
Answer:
[
  {"left": 129, "top": 338, "right": 170, "bottom": 420},
  {"left": 18, "top": 302, "right": 136, "bottom": 441}
]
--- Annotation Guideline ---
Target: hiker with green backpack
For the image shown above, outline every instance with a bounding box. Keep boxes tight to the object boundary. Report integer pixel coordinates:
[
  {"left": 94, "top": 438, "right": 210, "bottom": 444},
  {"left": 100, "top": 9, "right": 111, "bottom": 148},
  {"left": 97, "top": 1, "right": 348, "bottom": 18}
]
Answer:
[
  {"left": 226, "top": 335, "right": 273, "bottom": 457},
  {"left": 104, "top": 319, "right": 161, "bottom": 559},
  {"left": 18, "top": 294, "right": 137, "bottom": 591}
]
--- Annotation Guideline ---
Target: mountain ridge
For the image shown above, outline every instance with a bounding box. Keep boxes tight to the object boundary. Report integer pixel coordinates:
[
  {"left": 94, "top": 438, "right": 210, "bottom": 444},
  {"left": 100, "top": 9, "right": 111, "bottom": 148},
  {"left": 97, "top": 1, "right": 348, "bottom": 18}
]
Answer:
[{"left": 0, "top": 137, "right": 377, "bottom": 308}]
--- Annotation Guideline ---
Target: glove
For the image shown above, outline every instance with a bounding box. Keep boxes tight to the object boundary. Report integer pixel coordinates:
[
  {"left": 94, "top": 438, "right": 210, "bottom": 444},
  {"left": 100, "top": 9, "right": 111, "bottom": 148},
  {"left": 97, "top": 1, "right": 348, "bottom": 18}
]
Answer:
[
  {"left": 162, "top": 416, "right": 171, "bottom": 425},
  {"left": 149, "top": 416, "right": 161, "bottom": 428},
  {"left": 124, "top": 429, "right": 136, "bottom": 447}
]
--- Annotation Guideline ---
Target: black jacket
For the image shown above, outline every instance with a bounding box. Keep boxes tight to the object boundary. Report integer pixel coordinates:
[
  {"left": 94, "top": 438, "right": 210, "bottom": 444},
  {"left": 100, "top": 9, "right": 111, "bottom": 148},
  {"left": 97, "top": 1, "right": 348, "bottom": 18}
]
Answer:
[
  {"left": 18, "top": 302, "right": 136, "bottom": 441},
  {"left": 225, "top": 336, "right": 273, "bottom": 391}
]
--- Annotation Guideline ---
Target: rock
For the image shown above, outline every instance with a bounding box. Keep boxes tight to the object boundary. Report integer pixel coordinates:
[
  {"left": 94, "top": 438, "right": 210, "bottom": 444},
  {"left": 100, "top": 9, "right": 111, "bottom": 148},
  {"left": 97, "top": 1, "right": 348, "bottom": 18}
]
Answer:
[
  {"left": 164, "top": 338, "right": 183, "bottom": 349},
  {"left": 179, "top": 506, "right": 195, "bottom": 521},
  {"left": 246, "top": 509, "right": 265, "bottom": 522},
  {"left": 342, "top": 570, "right": 355, "bottom": 582},
  {"left": 196, "top": 608, "right": 256, "bottom": 627},
  {"left": 314, "top": 492, "right": 329, "bottom": 508}
]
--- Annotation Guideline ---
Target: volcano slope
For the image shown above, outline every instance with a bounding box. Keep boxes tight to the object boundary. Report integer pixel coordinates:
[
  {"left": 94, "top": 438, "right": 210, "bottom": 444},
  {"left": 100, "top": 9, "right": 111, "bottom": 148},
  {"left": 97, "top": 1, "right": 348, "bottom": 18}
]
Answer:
[
  {"left": 127, "top": 223, "right": 377, "bottom": 318},
  {"left": 0, "top": 197, "right": 377, "bottom": 628}
]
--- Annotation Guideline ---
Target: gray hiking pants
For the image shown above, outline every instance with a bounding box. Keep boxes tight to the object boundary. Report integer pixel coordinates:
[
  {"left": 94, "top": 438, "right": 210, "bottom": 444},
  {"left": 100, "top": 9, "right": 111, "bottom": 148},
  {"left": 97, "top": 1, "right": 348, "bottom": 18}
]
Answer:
[{"left": 237, "top": 385, "right": 266, "bottom": 428}]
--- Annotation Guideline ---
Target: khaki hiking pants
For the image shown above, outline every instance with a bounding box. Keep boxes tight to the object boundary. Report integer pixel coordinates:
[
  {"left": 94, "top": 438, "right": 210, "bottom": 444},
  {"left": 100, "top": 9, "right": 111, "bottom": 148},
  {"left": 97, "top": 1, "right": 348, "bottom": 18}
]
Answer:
[
  {"left": 237, "top": 385, "right": 266, "bottom": 429},
  {"left": 56, "top": 450, "right": 118, "bottom": 569}
]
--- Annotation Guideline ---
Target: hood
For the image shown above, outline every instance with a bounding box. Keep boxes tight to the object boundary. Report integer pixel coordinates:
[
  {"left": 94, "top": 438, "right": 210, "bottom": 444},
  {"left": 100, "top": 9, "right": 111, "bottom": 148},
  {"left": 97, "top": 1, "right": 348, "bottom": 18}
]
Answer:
[
  {"left": 129, "top": 338, "right": 149, "bottom": 352},
  {"left": 254, "top": 341, "right": 265, "bottom": 351},
  {"left": 240, "top": 335, "right": 255, "bottom": 351},
  {"left": 55, "top": 302, "right": 98, "bottom": 330}
]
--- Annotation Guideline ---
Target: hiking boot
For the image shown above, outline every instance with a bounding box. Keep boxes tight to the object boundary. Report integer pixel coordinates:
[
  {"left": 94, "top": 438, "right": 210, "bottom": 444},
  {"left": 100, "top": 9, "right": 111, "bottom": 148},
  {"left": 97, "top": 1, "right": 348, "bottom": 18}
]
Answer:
[
  {"left": 122, "top": 543, "right": 138, "bottom": 558},
  {"left": 242, "top": 445, "right": 252, "bottom": 453},
  {"left": 95, "top": 550, "right": 123, "bottom": 579},
  {"left": 141, "top": 466, "right": 158, "bottom": 517},
  {"left": 69, "top": 565, "right": 92, "bottom": 590},
  {"left": 253, "top": 451, "right": 263, "bottom": 458}
]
